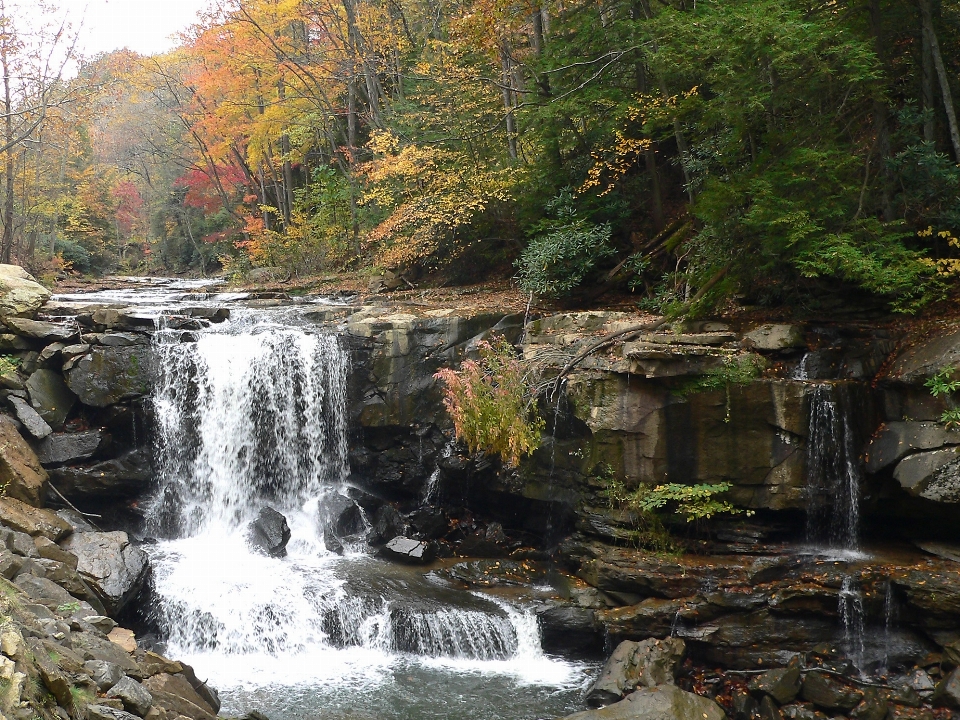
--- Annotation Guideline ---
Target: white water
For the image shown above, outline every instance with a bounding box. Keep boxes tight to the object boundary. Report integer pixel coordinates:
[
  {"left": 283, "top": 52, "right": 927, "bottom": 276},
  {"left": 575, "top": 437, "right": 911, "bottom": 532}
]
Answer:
[{"left": 145, "top": 311, "right": 591, "bottom": 719}]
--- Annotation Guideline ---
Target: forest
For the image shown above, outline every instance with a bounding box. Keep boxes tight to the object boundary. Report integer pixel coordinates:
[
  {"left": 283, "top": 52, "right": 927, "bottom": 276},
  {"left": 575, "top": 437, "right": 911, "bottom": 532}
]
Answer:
[{"left": 1, "top": 0, "right": 959, "bottom": 313}]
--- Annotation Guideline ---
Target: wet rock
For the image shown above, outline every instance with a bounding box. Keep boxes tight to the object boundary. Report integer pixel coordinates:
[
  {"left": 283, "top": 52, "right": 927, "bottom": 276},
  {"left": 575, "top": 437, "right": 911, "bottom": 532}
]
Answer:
[
  {"left": 48, "top": 450, "right": 151, "bottom": 499},
  {"left": 851, "top": 689, "right": 889, "bottom": 720},
  {"left": 758, "top": 695, "right": 782, "bottom": 720},
  {"left": 732, "top": 689, "right": 758, "bottom": 720},
  {"left": 85, "top": 660, "right": 124, "bottom": 691},
  {"left": 138, "top": 650, "right": 183, "bottom": 677},
  {"left": 905, "top": 668, "right": 935, "bottom": 698},
  {"left": 380, "top": 536, "right": 436, "bottom": 564},
  {"left": 177, "top": 662, "right": 221, "bottom": 713},
  {"left": 371, "top": 505, "right": 406, "bottom": 544},
  {"left": 318, "top": 493, "right": 364, "bottom": 539},
  {"left": 800, "top": 671, "right": 863, "bottom": 711},
  {"left": 743, "top": 324, "right": 806, "bottom": 351},
  {"left": 0, "top": 496, "right": 72, "bottom": 539},
  {"left": 106, "top": 676, "right": 153, "bottom": 716},
  {"left": 586, "top": 637, "right": 685, "bottom": 706},
  {"left": 932, "top": 667, "right": 960, "bottom": 709},
  {"left": 142, "top": 672, "right": 217, "bottom": 720},
  {"left": 35, "top": 430, "right": 105, "bottom": 466},
  {"left": 62, "top": 531, "right": 150, "bottom": 615},
  {"left": 408, "top": 507, "right": 448, "bottom": 539},
  {"left": 8, "top": 395, "right": 52, "bottom": 439},
  {"left": 323, "top": 533, "right": 344, "bottom": 555},
  {"left": 563, "top": 684, "right": 726, "bottom": 720},
  {"left": 0, "top": 413, "right": 48, "bottom": 505},
  {"left": 65, "top": 344, "right": 153, "bottom": 407},
  {"left": 247, "top": 507, "right": 291, "bottom": 558},
  {"left": 0, "top": 264, "right": 51, "bottom": 317},
  {"left": 25, "top": 369, "right": 76, "bottom": 428},
  {"left": 56, "top": 508, "right": 98, "bottom": 533},
  {"left": 748, "top": 659, "right": 802, "bottom": 704},
  {"left": 538, "top": 605, "right": 605, "bottom": 659}
]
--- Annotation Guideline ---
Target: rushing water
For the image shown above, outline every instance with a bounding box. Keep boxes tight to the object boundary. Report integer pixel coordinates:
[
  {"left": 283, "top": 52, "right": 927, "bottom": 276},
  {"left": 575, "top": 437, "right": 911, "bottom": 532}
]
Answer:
[{"left": 140, "top": 307, "right": 592, "bottom": 720}]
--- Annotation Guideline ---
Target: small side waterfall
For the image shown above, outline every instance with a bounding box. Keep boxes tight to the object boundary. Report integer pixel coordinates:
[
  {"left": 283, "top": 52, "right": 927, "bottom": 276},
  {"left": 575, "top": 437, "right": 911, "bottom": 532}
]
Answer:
[{"left": 804, "top": 383, "right": 863, "bottom": 553}]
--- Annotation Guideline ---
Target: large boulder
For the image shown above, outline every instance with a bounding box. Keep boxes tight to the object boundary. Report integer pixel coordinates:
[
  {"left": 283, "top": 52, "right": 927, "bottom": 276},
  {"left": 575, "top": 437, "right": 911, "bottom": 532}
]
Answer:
[
  {"left": 586, "top": 638, "right": 686, "bottom": 707},
  {"left": 62, "top": 531, "right": 149, "bottom": 615},
  {"left": 48, "top": 450, "right": 151, "bottom": 499},
  {"left": 24, "top": 369, "right": 76, "bottom": 428},
  {"left": 742, "top": 324, "right": 806, "bottom": 351},
  {"left": 65, "top": 345, "right": 153, "bottom": 407},
  {"left": 247, "top": 507, "right": 291, "bottom": 557},
  {"left": 893, "top": 449, "right": 960, "bottom": 503},
  {"left": 0, "top": 265, "right": 51, "bottom": 318},
  {"left": 0, "top": 414, "right": 48, "bottom": 505},
  {"left": 319, "top": 492, "right": 364, "bottom": 538},
  {"left": 141, "top": 672, "right": 217, "bottom": 720},
  {"left": 563, "top": 684, "right": 726, "bottom": 720},
  {"left": 888, "top": 328, "right": 960, "bottom": 383},
  {"left": 800, "top": 671, "right": 863, "bottom": 711},
  {"left": 865, "top": 421, "right": 960, "bottom": 473}
]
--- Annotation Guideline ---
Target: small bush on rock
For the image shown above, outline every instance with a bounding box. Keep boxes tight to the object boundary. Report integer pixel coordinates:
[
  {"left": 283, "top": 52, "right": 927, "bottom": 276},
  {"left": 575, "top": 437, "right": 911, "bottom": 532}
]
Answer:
[{"left": 435, "top": 336, "right": 544, "bottom": 465}]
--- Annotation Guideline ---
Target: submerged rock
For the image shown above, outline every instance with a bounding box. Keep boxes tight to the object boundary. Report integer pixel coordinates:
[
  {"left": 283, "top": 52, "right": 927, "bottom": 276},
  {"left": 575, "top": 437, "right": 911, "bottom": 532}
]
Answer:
[{"left": 247, "top": 506, "right": 291, "bottom": 557}]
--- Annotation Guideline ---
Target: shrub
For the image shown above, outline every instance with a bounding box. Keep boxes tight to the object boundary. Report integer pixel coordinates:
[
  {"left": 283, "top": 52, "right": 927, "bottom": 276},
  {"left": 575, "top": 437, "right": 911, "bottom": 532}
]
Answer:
[{"left": 435, "top": 336, "right": 544, "bottom": 465}]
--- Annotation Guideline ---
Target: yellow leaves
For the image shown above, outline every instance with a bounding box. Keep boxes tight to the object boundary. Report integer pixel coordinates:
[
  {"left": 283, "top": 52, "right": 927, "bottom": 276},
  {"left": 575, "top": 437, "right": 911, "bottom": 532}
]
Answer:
[
  {"left": 581, "top": 132, "right": 652, "bottom": 196},
  {"left": 917, "top": 226, "right": 960, "bottom": 277}
]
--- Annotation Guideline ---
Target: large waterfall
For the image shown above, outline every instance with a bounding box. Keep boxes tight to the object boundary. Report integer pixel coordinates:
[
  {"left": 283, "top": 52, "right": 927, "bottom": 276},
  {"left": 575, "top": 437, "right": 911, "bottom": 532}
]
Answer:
[{"left": 143, "top": 310, "right": 590, "bottom": 720}]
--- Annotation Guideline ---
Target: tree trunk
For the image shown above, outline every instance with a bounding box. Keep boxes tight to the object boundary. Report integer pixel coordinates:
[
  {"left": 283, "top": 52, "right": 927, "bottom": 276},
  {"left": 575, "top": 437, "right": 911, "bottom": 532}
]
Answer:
[
  {"left": 500, "top": 40, "right": 518, "bottom": 160},
  {"left": 920, "top": 0, "right": 960, "bottom": 160},
  {"left": 2, "top": 28, "right": 14, "bottom": 265},
  {"left": 921, "top": 3, "right": 936, "bottom": 143}
]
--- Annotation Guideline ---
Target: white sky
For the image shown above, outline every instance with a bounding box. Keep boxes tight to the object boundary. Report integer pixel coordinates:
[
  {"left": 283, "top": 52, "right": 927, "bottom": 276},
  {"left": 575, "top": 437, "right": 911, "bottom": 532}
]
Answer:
[{"left": 55, "top": 0, "right": 214, "bottom": 57}]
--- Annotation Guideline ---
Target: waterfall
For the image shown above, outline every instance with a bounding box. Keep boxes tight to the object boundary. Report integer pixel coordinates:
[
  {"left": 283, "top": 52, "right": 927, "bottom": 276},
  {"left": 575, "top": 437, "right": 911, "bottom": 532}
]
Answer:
[
  {"left": 149, "top": 322, "right": 348, "bottom": 536},
  {"left": 838, "top": 576, "right": 866, "bottom": 671},
  {"left": 804, "top": 383, "right": 862, "bottom": 553},
  {"left": 142, "top": 313, "right": 582, "bottom": 710}
]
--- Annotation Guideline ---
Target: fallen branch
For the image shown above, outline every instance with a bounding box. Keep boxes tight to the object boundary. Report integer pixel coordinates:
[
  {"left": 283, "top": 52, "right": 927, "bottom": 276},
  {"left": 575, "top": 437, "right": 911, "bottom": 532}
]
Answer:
[{"left": 550, "top": 263, "right": 731, "bottom": 391}]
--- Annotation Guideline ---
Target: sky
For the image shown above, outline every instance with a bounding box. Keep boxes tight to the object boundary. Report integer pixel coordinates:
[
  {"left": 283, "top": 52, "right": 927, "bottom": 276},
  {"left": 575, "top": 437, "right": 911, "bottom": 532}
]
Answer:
[{"left": 55, "top": 0, "right": 213, "bottom": 57}]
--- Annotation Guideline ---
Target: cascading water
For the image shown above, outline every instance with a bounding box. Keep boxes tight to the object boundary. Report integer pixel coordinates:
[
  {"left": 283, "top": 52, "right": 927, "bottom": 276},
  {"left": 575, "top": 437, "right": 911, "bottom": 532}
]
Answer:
[
  {"left": 144, "top": 308, "right": 591, "bottom": 720},
  {"left": 804, "top": 383, "right": 863, "bottom": 554}
]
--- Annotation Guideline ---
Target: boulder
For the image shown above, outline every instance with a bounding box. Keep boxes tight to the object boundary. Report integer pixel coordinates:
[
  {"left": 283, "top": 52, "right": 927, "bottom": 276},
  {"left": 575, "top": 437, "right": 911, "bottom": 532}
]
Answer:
[
  {"left": 70, "top": 631, "right": 141, "bottom": 676},
  {"left": 893, "top": 449, "right": 960, "bottom": 503},
  {"left": 35, "top": 429, "right": 105, "bottom": 466},
  {"left": 7, "top": 395, "right": 51, "bottom": 439},
  {"left": 800, "top": 671, "right": 863, "bottom": 711},
  {"left": 0, "top": 496, "right": 72, "bottom": 539},
  {"left": 109, "top": 627, "right": 137, "bottom": 652},
  {"left": 86, "top": 705, "right": 140, "bottom": 720},
  {"left": 537, "top": 605, "right": 605, "bottom": 658},
  {"left": 888, "top": 328, "right": 960, "bottom": 383},
  {"left": 48, "top": 450, "right": 151, "bottom": 499},
  {"left": 586, "top": 638, "right": 686, "bottom": 706},
  {"left": 14, "top": 574, "right": 75, "bottom": 607},
  {"left": 850, "top": 689, "right": 888, "bottom": 720},
  {"left": 100, "top": 332, "right": 149, "bottom": 347},
  {"left": 24, "top": 369, "right": 76, "bottom": 428},
  {"left": 1, "top": 527, "right": 39, "bottom": 557},
  {"left": 34, "top": 535, "right": 78, "bottom": 569},
  {"left": 743, "top": 324, "right": 806, "bottom": 351},
  {"left": 371, "top": 504, "right": 406, "bottom": 544},
  {"left": 563, "top": 684, "right": 726, "bottom": 720},
  {"left": 748, "top": 659, "right": 802, "bottom": 704},
  {"left": 933, "top": 668, "right": 960, "bottom": 709},
  {"left": 0, "top": 265, "right": 51, "bottom": 317},
  {"left": 62, "top": 531, "right": 150, "bottom": 615},
  {"left": 380, "top": 536, "right": 436, "bottom": 564},
  {"left": 85, "top": 659, "right": 124, "bottom": 691},
  {"left": 758, "top": 695, "right": 782, "bottom": 720},
  {"left": 2, "top": 316, "right": 77, "bottom": 342},
  {"left": 865, "top": 422, "right": 960, "bottom": 473},
  {"left": 138, "top": 650, "right": 183, "bottom": 677},
  {"left": 0, "top": 413, "right": 48, "bottom": 505},
  {"left": 141, "top": 672, "right": 217, "bottom": 720},
  {"left": 106, "top": 675, "right": 153, "bottom": 716},
  {"left": 65, "top": 344, "right": 153, "bottom": 407},
  {"left": 319, "top": 492, "right": 364, "bottom": 538},
  {"left": 247, "top": 507, "right": 291, "bottom": 557}
]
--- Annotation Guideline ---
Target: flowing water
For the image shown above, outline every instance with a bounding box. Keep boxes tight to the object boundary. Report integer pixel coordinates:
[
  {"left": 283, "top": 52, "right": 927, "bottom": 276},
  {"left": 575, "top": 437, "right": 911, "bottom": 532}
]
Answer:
[{"left": 139, "top": 306, "right": 592, "bottom": 720}]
